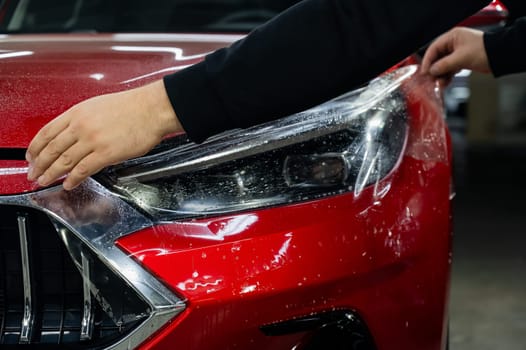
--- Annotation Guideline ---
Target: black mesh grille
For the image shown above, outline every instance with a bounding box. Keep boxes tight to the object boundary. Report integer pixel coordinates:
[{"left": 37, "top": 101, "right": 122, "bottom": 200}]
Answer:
[{"left": 0, "top": 206, "right": 146, "bottom": 347}]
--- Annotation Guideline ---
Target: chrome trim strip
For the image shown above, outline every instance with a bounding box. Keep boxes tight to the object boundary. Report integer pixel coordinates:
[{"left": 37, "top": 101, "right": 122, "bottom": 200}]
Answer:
[
  {"left": 1, "top": 179, "right": 186, "bottom": 349},
  {"left": 80, "top": 251, "right": 93, "bottom": 341},
  {"left": 17, "top": 215, "right": 32, "bottom": 344}
]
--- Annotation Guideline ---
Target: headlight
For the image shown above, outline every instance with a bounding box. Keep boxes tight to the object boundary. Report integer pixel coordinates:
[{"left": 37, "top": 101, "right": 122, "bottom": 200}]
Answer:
[{"left": 98, "top": 66, "right": 415, "bottom": 221}]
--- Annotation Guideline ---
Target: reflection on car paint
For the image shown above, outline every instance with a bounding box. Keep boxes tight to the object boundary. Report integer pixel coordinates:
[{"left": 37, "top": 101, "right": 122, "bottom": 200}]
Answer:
[{"left": 0, "top": 66, "right": 451, "bottom": 349}]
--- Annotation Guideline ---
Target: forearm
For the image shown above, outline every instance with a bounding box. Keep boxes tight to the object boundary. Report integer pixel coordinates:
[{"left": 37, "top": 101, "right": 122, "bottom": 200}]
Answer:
[{"left": 164, "top": 0, "right": 491, "bottom": 143}]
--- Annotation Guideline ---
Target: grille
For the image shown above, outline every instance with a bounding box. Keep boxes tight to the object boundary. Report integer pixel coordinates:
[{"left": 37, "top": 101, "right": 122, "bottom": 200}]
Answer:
[{"left": 0, "top": 206, "right": 146, "bottom": 347}]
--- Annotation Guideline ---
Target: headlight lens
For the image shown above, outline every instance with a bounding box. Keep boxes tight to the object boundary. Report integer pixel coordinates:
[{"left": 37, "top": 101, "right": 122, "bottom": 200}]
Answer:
[{"left": 98, "top": 66, "right": 416, "bottom": 221}]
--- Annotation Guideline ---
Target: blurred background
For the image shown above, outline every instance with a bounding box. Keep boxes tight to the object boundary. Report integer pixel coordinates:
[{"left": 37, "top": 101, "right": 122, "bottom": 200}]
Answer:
[{"left": 448, "top": 71, "right": 526, "bottom": 350}]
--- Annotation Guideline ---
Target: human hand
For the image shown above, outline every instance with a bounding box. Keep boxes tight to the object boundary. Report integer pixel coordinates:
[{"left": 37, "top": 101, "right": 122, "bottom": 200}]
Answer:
[
  {"left": 26, "top": 80, "right": 182, "bottom": 190},
  {"left": 421, "top": 27, "right": 491, "bottom": 87}
]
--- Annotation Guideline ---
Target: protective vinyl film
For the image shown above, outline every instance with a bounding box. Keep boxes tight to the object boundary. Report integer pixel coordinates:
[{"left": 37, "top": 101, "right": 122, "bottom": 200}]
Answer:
[
  {"left": 100, "top": 65, "right": 447, "bottom": 221},
  {"left": 109, "top": 64, "right": 453, "bottom": 350},
  {"left": 0, "top": 64, "right": 452, "bottom": 349}
]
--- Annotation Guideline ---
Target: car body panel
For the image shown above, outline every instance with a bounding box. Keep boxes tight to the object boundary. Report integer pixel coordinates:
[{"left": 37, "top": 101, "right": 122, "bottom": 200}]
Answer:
[
  {"left": 0, "top": 38, "right": 452, "bottom": 348},
  {"left": 0, "top": 34, "right": 241, "bottom": 148},
  {"left": 3, "top": 1, "right": 509, "bottom": 348},
  {"left": 459, "top": 0, "right": 508, "bottom": 28},
  {"left": 0, "top": 160, "right": 36, "bottom": 195},
  {"left": 115, "top": 76, "right": 453, "bottom": 350}
]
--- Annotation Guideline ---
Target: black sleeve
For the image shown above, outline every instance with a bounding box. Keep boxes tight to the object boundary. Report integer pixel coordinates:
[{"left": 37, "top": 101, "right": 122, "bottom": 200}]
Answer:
[
  {"left": 484, "top": 17, "right": 526, "bottom": 77},
  {"left": 163, "top": 0, "right": 491, "bottom": 143},
  {"left": 484, "top": 0, "right": 526, "bottom": 77},
  {"left": 503, "top": 0, "right": 526, "bottom": 21}
]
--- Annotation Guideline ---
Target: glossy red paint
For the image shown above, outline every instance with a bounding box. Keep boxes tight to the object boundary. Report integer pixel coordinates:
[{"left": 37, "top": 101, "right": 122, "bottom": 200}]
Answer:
[
  {"left": 0, "top": 34, "right": 241, "bottom": 148},
  {"left": 116, "top": 74, "right": 453, "bottom": 350},
  {"left": 459, "top": 0, "right": 508, "bottom": 28},
  {"left": 0, "top": 160, "right": 39, "bottom": 194},
  {"left": 0, "top": 3, "right": 506, "bottom": 349}
]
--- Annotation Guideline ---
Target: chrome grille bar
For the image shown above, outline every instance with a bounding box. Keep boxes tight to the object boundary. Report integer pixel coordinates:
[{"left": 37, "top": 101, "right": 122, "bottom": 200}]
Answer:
[
  {"left": 80, "top": 251, "right": 93, "bottom": 341},
  {"left": 17, "top": 215, "right": 33, "bottom": 344}
]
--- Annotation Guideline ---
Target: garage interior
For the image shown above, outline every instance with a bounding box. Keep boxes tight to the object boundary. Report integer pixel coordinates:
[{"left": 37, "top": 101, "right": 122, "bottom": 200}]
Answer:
[{"left": 449, "top": 72, "right": 526, "bottom": 349}]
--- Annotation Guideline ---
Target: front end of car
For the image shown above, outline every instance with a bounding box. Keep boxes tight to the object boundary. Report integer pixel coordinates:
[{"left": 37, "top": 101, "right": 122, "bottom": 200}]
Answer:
[
  {"left": 2, "top": 0, "right": 517, "bottom": 347},
  {"left": 0, "top": 43, "right": 453, "bottom": 349}
]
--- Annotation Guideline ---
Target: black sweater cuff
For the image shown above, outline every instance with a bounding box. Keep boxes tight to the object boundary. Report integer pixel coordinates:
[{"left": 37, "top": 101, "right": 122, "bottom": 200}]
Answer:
[
  {"left": 163, "top": 61, "right": 234, "bottom": 144},
  {"left": 484, "top": 18, "right": 526, "bottom": 77}
]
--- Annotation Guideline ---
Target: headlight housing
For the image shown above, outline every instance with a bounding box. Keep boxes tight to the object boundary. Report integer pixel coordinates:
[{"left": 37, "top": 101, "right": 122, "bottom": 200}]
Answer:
[{"left": 98, "top": 66, "right": 416, "bottom": 221}]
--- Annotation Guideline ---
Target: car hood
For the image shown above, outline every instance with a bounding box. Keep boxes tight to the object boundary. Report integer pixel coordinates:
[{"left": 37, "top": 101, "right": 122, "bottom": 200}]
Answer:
[{"left": 0, "top": 33, "right": 242, "bottom": 148}]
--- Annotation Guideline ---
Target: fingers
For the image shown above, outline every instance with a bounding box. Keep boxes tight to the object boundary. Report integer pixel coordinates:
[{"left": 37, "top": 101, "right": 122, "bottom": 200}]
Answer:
[
  {"left": 26, "top": 80, "right": 182, "bottom": 191},
  {"left": 31, "top": 137, "right": 111, "bottom": 191},
  {"left": 27, "top": 126, "right": 80, "bottom": 181},
  {"left": 62, "top": 153, "right": 107, "bottom": 191},
  {"left": 26, "top": 114, "right": 70, "bottom": 164},
  {"left": 428, "top": 52, "right": 463, "bottom": 78},
  {"left": 36, "top": 142, "right": 93, "bottom": 188},
  {"left": 422, "top": 27, "right": 489, "bottom": 79},
  {"left": 421, "top": 31, "right": 453, "bottom": 74},
  {"left": 421, "top": 44, "right": 441, "bottom": 74}
]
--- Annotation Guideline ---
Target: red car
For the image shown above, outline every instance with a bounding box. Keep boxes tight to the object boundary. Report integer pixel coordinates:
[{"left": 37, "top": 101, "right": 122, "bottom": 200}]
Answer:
[{"left": 0, "top": 1, "right": 507, "bottom": 349}]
